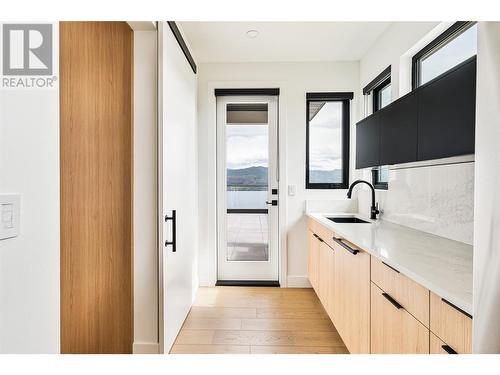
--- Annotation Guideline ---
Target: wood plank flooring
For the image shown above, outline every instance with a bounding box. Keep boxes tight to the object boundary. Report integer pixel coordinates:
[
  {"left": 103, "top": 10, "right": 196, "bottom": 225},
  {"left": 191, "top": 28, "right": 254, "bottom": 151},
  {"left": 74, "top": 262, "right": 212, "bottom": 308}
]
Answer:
[{"left": 170, "top": 287, "right": 349, "bottom": 354}]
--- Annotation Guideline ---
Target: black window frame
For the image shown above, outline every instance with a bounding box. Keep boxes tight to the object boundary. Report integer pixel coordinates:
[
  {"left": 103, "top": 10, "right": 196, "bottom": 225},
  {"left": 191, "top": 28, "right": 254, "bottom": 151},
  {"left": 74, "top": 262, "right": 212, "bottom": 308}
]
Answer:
[
  {"left": 371, "top": 167, "right": 388, "bottom": 190},
  {"left": 412, "top": 21, "right": 477, "bottom": 90},
  {"left": 372, "top": 77, "right": 391, "bottom": 113},
  {"left": 305, "top": 92, "right": 353, "bottom": 190}
]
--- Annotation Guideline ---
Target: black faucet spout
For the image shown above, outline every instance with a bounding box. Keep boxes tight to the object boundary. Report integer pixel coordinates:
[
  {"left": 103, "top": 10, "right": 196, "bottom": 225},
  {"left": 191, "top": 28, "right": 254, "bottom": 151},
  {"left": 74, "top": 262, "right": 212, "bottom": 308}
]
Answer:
[{"left": 346, "top": 179, "right": 380, "bottom": 220}]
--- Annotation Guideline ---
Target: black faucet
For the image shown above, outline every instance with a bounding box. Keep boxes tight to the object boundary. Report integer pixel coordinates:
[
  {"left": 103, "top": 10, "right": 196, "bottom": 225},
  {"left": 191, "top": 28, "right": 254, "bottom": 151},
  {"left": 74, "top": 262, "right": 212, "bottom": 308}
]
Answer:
[{"left": 347, "top": 180, "right": 380, "bottom": 220}]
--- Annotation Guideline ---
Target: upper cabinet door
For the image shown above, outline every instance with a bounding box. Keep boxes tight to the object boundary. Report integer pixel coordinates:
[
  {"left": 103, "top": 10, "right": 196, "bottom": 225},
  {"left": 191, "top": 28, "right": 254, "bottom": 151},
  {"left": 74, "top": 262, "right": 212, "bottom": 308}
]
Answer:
[
  {"left": 417, "top": 58, "right": 476, "bottom": 161},
  {"left": 356, "top": 112, "right": 380, "bottom": 169},
  {"left": 379, "top": 92, "right": 418, "bottom": 165}
]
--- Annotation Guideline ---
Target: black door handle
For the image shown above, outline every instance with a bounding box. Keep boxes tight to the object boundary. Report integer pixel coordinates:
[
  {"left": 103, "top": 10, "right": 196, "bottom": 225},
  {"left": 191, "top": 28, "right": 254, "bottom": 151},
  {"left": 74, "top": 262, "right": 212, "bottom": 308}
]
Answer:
[
  {"left": 165, "top": 210, "right": 176, "bottom": 252},
  {"left": 266, "top": 200, "right": 278, "bottom": 206}
]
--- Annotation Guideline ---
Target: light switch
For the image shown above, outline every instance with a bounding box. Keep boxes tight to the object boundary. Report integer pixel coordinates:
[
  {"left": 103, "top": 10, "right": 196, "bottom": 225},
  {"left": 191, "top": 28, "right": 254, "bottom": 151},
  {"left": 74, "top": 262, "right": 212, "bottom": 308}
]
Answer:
[
  {"left": 0, "top": 194, "right": 20, "bottom": 240},
  {"left": 2, "top": 204, "right": 14, "bottom": 228},
  {"left": 288, "top": 184, "right": 296, "bottom": 196}
]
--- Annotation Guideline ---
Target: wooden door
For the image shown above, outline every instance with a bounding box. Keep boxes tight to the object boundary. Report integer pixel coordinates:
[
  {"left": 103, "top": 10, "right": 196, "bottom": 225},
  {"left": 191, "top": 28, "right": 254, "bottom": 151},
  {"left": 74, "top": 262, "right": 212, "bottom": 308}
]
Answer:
[
  {"left": 371, "top": 283, "right": 429, "bottom": 354},
  {"left": 60, "top": 22, "right": 133, "bottom": 354},
  {"left": 333, "top": 242, "right": 370, "bottom": 353}
]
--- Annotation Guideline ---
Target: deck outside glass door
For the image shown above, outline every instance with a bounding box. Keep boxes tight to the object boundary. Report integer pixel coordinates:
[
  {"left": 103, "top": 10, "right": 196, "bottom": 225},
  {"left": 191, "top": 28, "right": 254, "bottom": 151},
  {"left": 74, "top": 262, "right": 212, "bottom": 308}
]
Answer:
[{"left": 216, "top": 95, "right": 279, "bottom": 282}]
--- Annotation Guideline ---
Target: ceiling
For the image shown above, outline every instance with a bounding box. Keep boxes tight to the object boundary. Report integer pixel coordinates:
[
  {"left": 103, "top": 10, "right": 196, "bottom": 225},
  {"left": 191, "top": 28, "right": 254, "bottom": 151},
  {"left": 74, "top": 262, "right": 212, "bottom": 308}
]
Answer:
[{"left": 178, "top": 22, "right": 392, "bottom": 63}]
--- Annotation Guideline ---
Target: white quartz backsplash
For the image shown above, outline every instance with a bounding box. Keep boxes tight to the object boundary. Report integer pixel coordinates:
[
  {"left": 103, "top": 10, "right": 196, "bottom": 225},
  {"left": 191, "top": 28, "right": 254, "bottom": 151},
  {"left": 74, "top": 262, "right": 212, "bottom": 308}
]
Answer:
[{"left": 358, "top": 162, "right": 474, "bottom": 245}]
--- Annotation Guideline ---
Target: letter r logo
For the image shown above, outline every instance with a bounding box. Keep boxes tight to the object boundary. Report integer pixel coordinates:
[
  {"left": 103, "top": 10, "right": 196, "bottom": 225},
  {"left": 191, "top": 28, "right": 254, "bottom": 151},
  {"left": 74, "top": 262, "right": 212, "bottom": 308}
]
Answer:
[{"left": 3, "top": 24, "right": 52, "bottom": 75}]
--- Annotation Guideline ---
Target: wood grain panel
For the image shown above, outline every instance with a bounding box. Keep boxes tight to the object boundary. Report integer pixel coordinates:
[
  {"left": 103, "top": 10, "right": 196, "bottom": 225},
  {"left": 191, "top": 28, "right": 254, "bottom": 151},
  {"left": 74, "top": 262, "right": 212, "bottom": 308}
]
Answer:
[
  {"left": 307, "top": 230, "right": 319, "bottom": 290},
  {"left": 371, "top": 257, "right": 430, "bottom": 326},
  {"left": 60, "top": 21, "right": 133, "bottom": 354},
  {"left": 371, "top": 283, "right": 429, "bottom": 354},
  {"left": 430, "top": 333, "right": 450, "bottom": 354},
  {"left": 308, "top": 218, "right": 337, "bottom": 250},
  {"left": 430, "top": 292, "right": 472, "bottom": 354},
  {"left": 332, "top": 242, "right": 371, "bottom": 354}
]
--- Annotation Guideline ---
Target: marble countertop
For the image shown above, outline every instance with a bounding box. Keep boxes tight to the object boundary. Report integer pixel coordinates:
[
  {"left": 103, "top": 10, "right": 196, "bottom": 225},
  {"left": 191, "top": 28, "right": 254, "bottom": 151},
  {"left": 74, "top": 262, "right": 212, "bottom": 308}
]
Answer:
[{"left": 307, "top": 212, "right": 473, "bottom": 315}]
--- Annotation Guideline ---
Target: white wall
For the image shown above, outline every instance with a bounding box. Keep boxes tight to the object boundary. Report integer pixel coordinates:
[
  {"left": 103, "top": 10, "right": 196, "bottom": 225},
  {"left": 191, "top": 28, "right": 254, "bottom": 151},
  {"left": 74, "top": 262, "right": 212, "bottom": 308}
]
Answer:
[
  {"left": 0, "top": 23, "right": 60, "bottom": 353},
  {"left": 357, "top": 22, "right": 475, "bottom": 245},
  {"left": 197, "top": 62, "right": 360, "bottom": 286},
  {"left": 473, "top": 21, "right": 500, "bottom": 353},
  {"left": 133, "top": 30, "right": 158, "bottom": 354}
]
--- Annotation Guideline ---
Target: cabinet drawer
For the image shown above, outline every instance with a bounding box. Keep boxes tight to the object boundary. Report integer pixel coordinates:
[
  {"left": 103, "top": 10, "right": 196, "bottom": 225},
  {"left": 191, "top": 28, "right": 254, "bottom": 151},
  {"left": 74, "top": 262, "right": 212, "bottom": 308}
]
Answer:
[
  {"left": 371, "top": 283, "right": 429, "bottom": 354},
  {"left": 430, "top": 292, "right": 472, "bottom": 354},
  {"left": 430, "top": 333, "right": 458, "bottom": 354},
  {"left": 371, "top": 257, "right": 430, "bottom": 326},
  {"left": 308, "top": 218, "right": 336, "bottom": 250}
]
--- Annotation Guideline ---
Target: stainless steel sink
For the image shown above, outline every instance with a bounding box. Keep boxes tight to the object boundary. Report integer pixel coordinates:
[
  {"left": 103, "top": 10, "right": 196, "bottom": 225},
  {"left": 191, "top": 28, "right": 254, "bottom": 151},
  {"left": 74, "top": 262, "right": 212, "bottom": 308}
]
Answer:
[{"left": 327, "top": 217, "right": 370, "bottom": 224}]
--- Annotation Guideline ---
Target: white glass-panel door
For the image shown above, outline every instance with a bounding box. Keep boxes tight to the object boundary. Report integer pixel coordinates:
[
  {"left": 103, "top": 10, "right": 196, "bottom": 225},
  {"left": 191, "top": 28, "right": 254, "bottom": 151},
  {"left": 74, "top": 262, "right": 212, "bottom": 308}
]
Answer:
[{"left": 216, "top": 96, "right": 279, "bottom": 281}]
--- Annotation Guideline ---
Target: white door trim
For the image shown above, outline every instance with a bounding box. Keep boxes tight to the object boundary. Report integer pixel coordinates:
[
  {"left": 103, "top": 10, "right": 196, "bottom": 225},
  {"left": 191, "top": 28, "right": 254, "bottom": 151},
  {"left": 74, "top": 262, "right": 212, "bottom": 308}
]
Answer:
[{"left": 205, "top": 81, "right": 288, "bottom": 287}]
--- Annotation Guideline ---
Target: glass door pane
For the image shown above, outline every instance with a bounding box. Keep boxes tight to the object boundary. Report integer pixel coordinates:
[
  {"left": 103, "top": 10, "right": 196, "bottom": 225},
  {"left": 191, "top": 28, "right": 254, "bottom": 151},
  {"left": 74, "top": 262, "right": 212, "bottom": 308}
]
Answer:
[{"left": 225, "top": 103, "right": 269, "bottom": 262}]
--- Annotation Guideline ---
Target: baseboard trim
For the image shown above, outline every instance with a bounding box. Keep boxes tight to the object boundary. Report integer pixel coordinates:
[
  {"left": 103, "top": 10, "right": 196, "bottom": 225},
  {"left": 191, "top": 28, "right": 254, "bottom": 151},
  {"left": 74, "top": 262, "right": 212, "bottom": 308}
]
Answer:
[
  {"left": 133, "top": 342, "right": 159, "bottom": 354},
  {"left": 216, "top": 280, "right": 280, "bottom": 287},
  {"left": 287, "top": 276, "right": 312, "bottom": 288}
]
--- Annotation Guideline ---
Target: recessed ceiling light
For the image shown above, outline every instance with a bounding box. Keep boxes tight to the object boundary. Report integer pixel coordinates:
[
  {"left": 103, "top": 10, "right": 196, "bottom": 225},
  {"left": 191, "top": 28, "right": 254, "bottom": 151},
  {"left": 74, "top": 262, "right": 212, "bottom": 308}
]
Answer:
[{"left": 246, "top": 30, "right": 259, "bottom": 39}]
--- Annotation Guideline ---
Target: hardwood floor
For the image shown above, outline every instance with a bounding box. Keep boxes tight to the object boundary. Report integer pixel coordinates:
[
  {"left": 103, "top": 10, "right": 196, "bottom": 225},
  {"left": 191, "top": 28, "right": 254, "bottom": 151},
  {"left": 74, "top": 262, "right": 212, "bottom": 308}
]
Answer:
[{"left": 170, "top": 287, "right": 349, "bottom": 354}]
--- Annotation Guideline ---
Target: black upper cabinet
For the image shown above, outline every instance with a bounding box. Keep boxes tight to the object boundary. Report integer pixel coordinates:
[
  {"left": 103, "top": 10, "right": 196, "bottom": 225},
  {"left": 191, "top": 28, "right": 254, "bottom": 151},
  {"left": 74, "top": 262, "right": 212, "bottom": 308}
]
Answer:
[
  {"left": 355, "top": 56, "right": 476, "bottom": 169},
  {"left": 356, "top": 112, "right": 380, "bottom": 169},
  {"left": 379, "top": 92, "right": 418, "bottom": 165},
  {"left": 417, "top": 58, "right": 476, "bottom": 161}
]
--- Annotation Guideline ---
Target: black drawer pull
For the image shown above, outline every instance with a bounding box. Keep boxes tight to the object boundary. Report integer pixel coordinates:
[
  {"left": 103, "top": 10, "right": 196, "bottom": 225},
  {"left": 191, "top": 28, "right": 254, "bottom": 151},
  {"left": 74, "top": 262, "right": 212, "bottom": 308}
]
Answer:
[
  {"left": 441, "top": 298, "right": 473, "bottom": 319},
  {"left": 382, "top": 261, "right": 400, "bottom": 273},
  {"left": 333, "top": 237, "right": 359, "bottom": 255},
  {"left": 313, "top": 233, "right": 324, "bottom": 242},
  {"left": 442, "top": 345, "right": 457, "bottom": 354},
  {"left": 382, "top": 292, "right": 403, "bottom": 310}
]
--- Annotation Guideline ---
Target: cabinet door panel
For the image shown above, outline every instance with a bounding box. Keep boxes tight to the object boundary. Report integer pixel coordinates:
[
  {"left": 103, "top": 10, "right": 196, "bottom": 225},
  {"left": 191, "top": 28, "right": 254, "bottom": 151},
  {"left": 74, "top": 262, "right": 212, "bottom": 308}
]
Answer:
[
  {"left": 356, "top": 113, "right": 380, "bottom": 169},
  {"left": 430, "top": 292, "right": 472, "bottom": 354},
  {"left": 307, "top": 230, "right": 319, "bottom": 291},
  {"left": 379, "top": 92, "right": 418, "bottom": 165},
  {"left": 318, "top": 242, "right": 335, "bottom": 317},
  {"left": 430, "top": 333, "right": 456, "bottom": 354},
  {"left": 371, "top": 283, "right": 429, "bottom": 354},
  {"left": 371, "top": 257, "right": 429, "bottom": 327},
  {"left": 333, "top": 242, "right": 370, "bottom": 353},
  {"left": 417, "top": 58, "right": 476, "bottom": 161}
]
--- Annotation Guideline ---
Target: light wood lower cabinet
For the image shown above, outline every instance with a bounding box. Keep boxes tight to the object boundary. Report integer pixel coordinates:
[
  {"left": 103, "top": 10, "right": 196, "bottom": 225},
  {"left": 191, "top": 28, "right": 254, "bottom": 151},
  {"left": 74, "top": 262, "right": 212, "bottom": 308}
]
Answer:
[
  {"left": 430, "top": 292, "right": 472, "bottom": 354},
  {"left": 430, "top": 332, "right": 457, "bottom": 354},
  {"left": 318, "top": 241, "right": 335, "bottom": 318},
  {"left": 332, "top": 239, "right": 370, "bottom": 354},
  {"left": 371, "top": 257, "right": 430, "bottom": 327},
  {"left": 371, "top": 283, "right": 429, "bottom": 354},
  {"left": 307, "top": 219, "right": 472, "bottom": 355},
  {"left": 307, "top": 230, "right": 320, "bottom": 290}
]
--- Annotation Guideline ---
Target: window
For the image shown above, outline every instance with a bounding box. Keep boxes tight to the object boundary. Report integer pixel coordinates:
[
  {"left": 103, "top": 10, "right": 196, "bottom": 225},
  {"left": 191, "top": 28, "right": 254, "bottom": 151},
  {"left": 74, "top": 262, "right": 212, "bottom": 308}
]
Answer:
[
  {"left": 373, "top": 77, "right": 391, "bottom": 112},
  {"left": 372, "top": 166, "right": 389, "bottom": 190},
  {"left": 412, "top": 22, "right": 477, "bottom": 89},
  {"left": 306, "top": 92, "right": 353, "bottom": 189},
  {"left": 363, "top": 67, "right": 392, "bottom": 190}
]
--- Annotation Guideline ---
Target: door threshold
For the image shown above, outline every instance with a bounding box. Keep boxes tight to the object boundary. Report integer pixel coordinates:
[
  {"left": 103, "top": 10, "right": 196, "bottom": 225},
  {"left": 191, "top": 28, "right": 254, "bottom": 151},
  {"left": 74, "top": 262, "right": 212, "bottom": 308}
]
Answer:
[{"left": 216, "top": 280, "right": 280, "bottom": 287}]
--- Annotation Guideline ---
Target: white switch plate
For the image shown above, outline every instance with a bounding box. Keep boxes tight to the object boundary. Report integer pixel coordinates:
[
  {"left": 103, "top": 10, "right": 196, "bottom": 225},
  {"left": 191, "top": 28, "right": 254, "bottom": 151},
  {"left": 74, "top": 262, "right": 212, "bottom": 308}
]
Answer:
[
  {"left": 288, "top": 185, "right": 296, "bottom": 196},
  {"left": 0, "top": 194, "right": 20, "bottom": 240}
]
